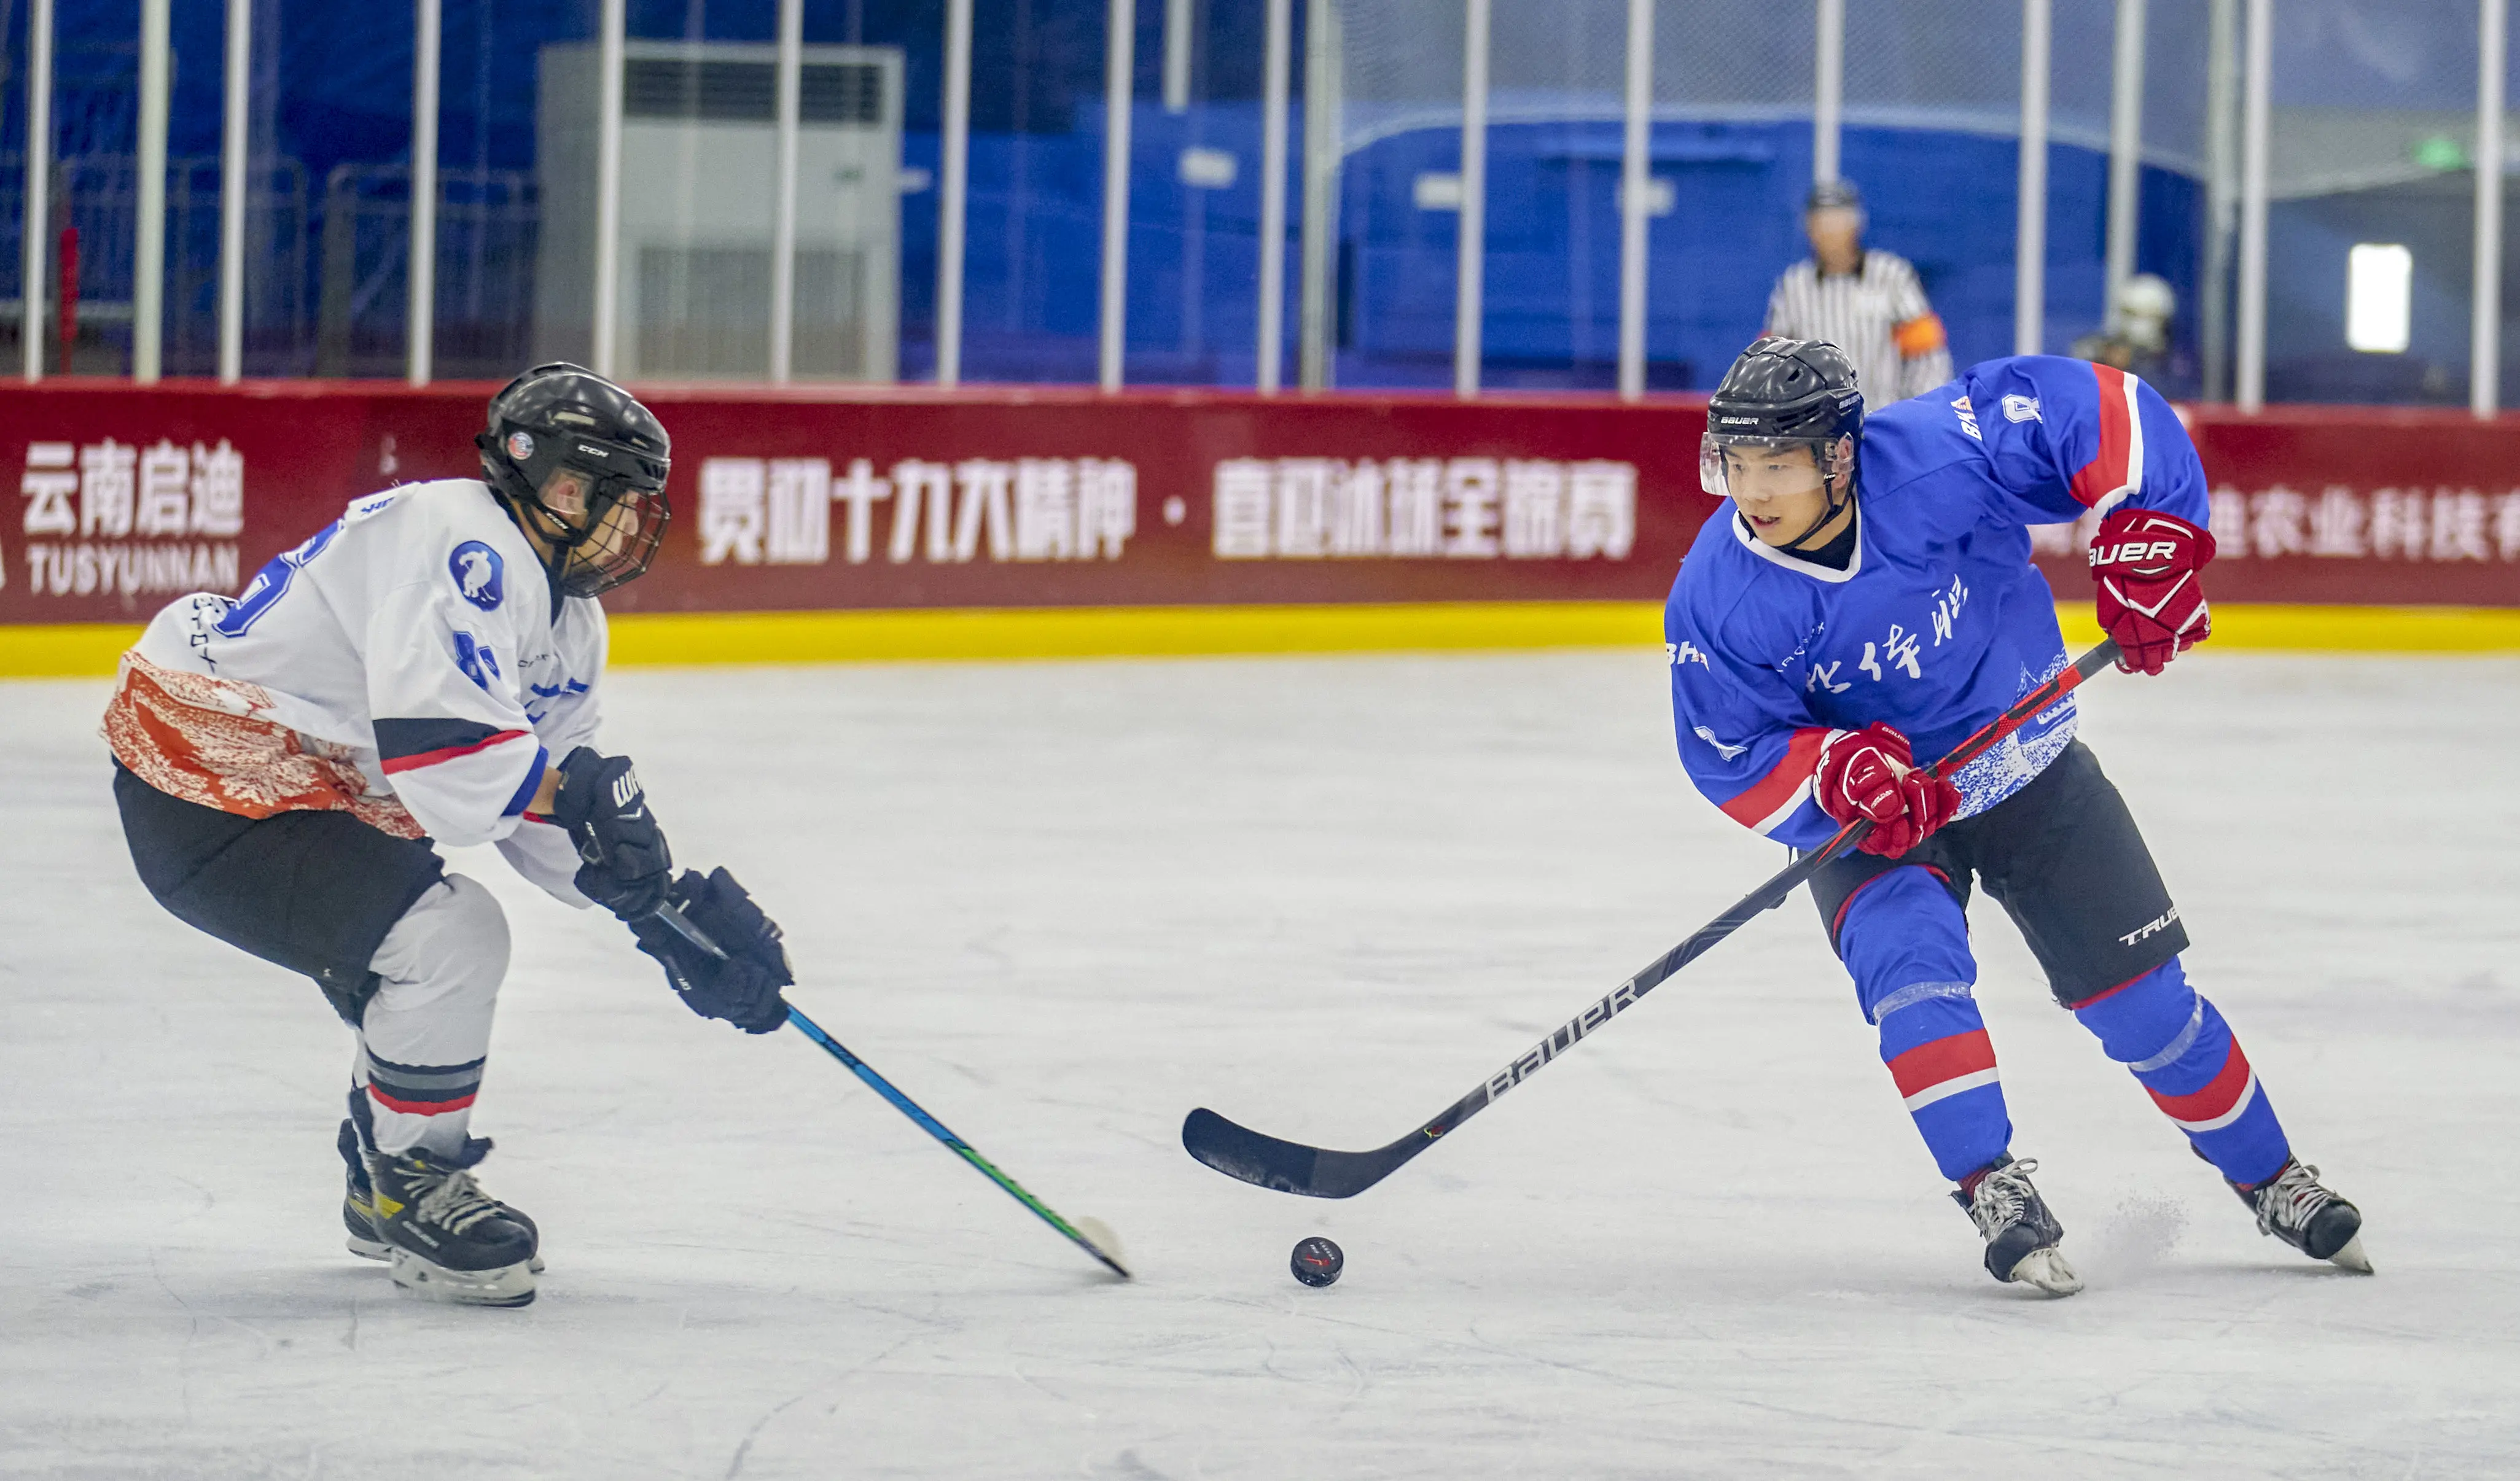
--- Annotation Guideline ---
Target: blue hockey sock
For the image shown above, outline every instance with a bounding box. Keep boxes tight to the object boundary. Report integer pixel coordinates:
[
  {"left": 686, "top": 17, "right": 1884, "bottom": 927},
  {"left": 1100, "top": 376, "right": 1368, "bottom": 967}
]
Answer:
[
  {"left": 1839, "top": 866, "right": 2012, "bottom": 1183},
  {"left": 2072, "top": 957, "right": 2290, "bottom": 1187}
]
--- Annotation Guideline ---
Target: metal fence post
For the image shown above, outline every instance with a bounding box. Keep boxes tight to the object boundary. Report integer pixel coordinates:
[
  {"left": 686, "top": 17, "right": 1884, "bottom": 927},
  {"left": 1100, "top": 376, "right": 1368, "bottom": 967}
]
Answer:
[
  {"left": 408, "top": 0, "right": 441, "bottom": 386},
  {"left": 1164, "top": 0, "right": 1192, "bottom": 114},
  {"left": 1297, "top": 0, "right": 1337, "bottom": 391},
  {"left": 2202, "top": 0, "right": 2237, "bottom": 400},
  {"left": 2104, "top": 0, "right": 2145, "bottom": 331},
  {"left": 1618, "top": 0, "right": 1652, "bottom": 402},
  {"left": 1257, "top": 0, "right": 1291, "bottom": 392},
  {"left": 771, "top": 0, "right": 802, "bottom": 384},
  {"left": 1454, "top": 0, "right": 1489, "bottom": 399},
  {"left": 2474, "top": 0, "right": 2507, "bottom": 418},
  {"left": 22, "top": 0, "right": 50, "bottom": 382},
  {"left": 938, "top": 0, "right": 972, "bottom": 386},
  {"left": 2015, "top": 0, "right": 2050, "bottom": 356},
  {"left": 220, "top": 0, "right": 251, "bottom": 383},
  {"left": 2236, "top": 0, "right": 2271, "bottom": 412},
  {"left": 1099, "top": 0, "right": 1136, "bottom": 391},
  {"left": 135, "top": 0, "right": 171, "bottom": 382},
  {"left": 591, "top": 0, "right": 625, "bottom": 377},
  {"left": 1814, "top": 0, "right": 1843, "bottom": 185}
]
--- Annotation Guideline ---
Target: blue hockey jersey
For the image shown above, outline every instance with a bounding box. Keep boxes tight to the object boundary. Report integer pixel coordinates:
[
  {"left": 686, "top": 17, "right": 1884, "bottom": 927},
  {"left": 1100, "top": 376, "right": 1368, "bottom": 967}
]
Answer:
[{"left": 1664, "top": 356, "right": 2208, "bottom": 849}]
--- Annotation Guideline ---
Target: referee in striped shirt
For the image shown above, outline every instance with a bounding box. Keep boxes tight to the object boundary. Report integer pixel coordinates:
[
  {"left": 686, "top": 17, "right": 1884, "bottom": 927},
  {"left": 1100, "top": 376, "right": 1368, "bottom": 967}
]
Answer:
[{"left": 1763, "top": 180, "right": 1952, "bottom": 403}]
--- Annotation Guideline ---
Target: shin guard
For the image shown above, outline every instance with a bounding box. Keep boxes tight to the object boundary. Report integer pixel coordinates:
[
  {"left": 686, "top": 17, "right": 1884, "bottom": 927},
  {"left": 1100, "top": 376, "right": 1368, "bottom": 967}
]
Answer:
[
  {"left": 1840, "top": 866, "right": 2012, "bottom": 1182},
  {"left": 2072, "top": 958, "right": 2290, "bottom": 1187}
]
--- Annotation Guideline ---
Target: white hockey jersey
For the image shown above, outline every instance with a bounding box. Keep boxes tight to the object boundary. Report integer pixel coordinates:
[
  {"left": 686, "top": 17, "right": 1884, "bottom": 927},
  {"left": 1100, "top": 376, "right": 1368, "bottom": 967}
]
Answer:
[{"left": 103, "top": 478, "right": 603, "bottom": 904}]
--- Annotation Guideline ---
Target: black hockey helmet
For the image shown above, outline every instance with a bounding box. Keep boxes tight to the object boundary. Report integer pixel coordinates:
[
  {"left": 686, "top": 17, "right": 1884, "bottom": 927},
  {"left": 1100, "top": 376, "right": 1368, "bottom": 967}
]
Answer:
[
  {"left": 476, "top": 362, "right": 672, "bottom": 600},
  {"left": 1701, "top": 337, "right": 1865, "bottom": 543}
]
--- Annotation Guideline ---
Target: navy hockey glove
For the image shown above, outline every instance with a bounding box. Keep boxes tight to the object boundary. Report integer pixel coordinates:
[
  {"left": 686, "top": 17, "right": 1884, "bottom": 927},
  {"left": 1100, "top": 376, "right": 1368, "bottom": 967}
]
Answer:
[
  {"left": 1816, "top": 723, "right": 1960, "bottom": 858},
  {"left": 2090, "top": 508, "right": 2215, "bottom": 676},
  {"left": 631, "top": 867, "right": 795, "bottom": 1034},
  {"left": 551, "top": 747, "right": 674, "bottom": 921}
]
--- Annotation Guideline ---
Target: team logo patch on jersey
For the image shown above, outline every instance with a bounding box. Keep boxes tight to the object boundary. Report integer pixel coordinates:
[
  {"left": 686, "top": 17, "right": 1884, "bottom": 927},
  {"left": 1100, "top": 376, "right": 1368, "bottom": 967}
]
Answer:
[
  {"left": 2001, "top": 394, "right": 2043, "bottom": 424},
  {"left": 451, "top": 542, "right": 505, "bottom": 610}
]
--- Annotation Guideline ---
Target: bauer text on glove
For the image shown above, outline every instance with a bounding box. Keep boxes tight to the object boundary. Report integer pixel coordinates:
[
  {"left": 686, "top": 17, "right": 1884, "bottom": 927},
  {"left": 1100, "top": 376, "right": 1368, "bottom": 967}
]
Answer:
[{"left": 2089, "top": 507, "right": 2215, "bottom": 676}]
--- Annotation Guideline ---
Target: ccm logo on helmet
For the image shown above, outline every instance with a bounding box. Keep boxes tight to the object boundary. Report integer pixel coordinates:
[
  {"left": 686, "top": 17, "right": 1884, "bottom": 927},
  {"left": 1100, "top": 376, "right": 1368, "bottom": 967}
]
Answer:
[{"left": 2089, "top": 540, "right": 2183, "bottom": 567}]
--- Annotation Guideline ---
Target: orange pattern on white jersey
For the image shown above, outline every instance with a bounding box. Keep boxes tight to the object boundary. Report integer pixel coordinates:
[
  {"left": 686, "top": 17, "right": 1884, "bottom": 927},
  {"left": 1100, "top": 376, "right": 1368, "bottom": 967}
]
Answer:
[{"left": 101, "top": 651, "right": 425, "bottom": 839}]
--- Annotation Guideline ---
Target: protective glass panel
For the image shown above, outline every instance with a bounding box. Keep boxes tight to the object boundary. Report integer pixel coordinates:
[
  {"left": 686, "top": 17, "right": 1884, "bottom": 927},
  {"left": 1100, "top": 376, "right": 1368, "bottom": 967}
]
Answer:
[{"left": 2264, "top": 0, "right": 2477, "bottom": 405}]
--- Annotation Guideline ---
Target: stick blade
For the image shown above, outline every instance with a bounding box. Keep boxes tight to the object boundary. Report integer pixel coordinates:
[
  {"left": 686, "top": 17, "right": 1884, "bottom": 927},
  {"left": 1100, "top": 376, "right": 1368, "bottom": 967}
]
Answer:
[{"left": 1180, "top": 1108, "right": 1394, "bottom": 1199}]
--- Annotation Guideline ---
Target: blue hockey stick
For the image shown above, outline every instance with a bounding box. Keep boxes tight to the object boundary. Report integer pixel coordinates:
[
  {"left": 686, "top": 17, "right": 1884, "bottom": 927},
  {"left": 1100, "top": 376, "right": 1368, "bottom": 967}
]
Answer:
[{"left": 650, "top": 903, "right": 1130, "bottom": 1280}]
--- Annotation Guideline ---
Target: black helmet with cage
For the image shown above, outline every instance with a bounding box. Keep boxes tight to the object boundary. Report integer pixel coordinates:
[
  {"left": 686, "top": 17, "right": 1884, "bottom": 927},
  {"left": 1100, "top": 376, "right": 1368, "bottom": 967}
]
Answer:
[
  {"left": 1700, "top": 336, "right": 1865, "bottom": 548},
  {"left": 475, "top": 362, "right": 672, "bottom": 601}
]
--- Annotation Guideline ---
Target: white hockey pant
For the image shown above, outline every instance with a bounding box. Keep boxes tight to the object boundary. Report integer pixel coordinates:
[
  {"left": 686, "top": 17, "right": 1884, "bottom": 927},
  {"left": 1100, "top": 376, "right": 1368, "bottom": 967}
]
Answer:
[{"left": 352, "top": 875, "right": 509, "bottom": 1158}]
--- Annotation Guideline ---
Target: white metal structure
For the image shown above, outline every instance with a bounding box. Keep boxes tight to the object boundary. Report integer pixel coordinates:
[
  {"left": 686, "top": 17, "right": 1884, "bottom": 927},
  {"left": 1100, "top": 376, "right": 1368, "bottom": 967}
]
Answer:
[
  {"left": 1257, "top": 0, "right": 1292, "bottom": 392},
  {"left": 938, "top": 0, "right": 973, "bottom": 386},
  {"left": 135, "top": 0, "right": 171, "bottom": 383},
  {"left": 1453, "top": 0, "right": 1489, "bottom": 398},
  {"left": 219, "top": 0, "right": 251, "bottom": 384},
  {"left": 2103, "top": 0, "right": 2145, "bottom": 332},
  {"left": 770, "top": 0, "right": 803, "bottom": 384},
  {"left": 2473, "top": 0, "right": 2506, "bottom": 418},
  {"left": 1617, "top": 0, "right": 1652, "bottom": 402},
  {"left": 1099, "top": 0, "right": 1136, "bottom": 391},
  {"left": 2015, "top": 0, "right": 2050, "bottom": 356},
  {"left": 408, "top": 0, "right": 442, "bottom": 386},
  {"left": 21, "top": 0, "right": 50, "bottom": 383},
  {"left": 1813, "top": 0, "right": 1844, "bottom": 185},
  {"left": 2236, "top": 0, "right": 2272, "bottom": 412},
  {"left": 537, "top": 40, "right": 903, "bottom": 381}
]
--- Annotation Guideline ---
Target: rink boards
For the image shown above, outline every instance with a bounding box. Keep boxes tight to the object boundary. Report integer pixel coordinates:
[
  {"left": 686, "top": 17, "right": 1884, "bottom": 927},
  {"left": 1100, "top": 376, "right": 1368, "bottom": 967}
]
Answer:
[{"left": 2, "top": 378, "right": 2518, "bottom": 674}]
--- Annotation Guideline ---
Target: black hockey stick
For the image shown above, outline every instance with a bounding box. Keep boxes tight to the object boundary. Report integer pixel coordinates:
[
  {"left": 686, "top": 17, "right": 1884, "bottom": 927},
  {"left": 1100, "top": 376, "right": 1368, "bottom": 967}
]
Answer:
[
  {"left": 1181, "top": 637, "right": 2123, "bottom": 1199},
  {"left": 652, "top": 904, "right": 1132, "bottom": 1279}
]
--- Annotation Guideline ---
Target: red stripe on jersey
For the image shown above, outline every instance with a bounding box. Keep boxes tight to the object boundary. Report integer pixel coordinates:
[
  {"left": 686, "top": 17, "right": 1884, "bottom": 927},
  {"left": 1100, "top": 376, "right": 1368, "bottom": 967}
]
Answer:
[
  {"left": 365, "top": 1086, "right": 478, "bottom": 1117},
  {"left": 379, "top": 728, "right": 532, "bottom": 775},
  {"left": 1887, "top": 1029, "right": 1998, "bottom": 1099},
  {"left": 2147, "top": 1040, "right": 2253, "bottom": 1122},
  {"left": 2069, "top": 362, "right": 2134, "bottom": 507},
  {"left": 1717, "top": 726, "right": 1831, "bottom": 831}
]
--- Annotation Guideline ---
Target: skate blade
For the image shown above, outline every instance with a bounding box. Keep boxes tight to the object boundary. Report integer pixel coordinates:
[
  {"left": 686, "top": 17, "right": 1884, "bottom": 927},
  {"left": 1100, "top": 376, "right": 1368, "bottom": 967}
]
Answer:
[
  {"left": 357, "top": 1232, "right": 541, "bottom": 1273},
  {"left": 2325, "top": 1234, "right": 2374, "bottom": 1275},
  {"left": 387, "top": 1248, "right": 537, "bottom": 1307},
  {"left": 2007, "top": 1247, "right": 2085, "bottom": 1297}
]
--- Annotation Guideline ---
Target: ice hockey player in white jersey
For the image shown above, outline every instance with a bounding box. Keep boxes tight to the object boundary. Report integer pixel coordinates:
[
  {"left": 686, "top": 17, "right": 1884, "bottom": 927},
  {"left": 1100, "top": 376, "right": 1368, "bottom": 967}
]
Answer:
[{"left": 104, "top": 364, "right": 797, "bottom": 1307}]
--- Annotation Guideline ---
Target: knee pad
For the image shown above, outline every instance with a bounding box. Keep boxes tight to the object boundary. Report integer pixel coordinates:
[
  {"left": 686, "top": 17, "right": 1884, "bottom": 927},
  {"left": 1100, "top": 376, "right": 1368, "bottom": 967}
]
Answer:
[
  {"left": 365, "top": 874, "right": 510, "bottom": 1019},
  {"left": 1838, "top": 866, "right": 1978, "bottom": 1027},
  {"left": 2071, "top": 958, "right": 2201, "bottom": 1068}
]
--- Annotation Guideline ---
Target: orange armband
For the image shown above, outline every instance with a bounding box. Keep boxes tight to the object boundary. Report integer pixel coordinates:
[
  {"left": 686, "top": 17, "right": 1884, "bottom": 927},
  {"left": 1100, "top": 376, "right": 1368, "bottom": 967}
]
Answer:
[{"left": 1894, "top": 312, "right": 1948, "bottom": 357}]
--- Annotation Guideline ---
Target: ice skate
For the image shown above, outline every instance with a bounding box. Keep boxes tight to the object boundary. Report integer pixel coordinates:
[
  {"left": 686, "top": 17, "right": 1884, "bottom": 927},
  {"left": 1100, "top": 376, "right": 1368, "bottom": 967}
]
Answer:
[
  {"left": 1953, "top": 1156, "right": 2082, "bottom": 1296},
  {"left": 2234, "top": 1158, "right": 2371, "bottom": 1273},
  {"left": 341, "top": 1118, "right": 541, "bottom": 1273},
  {"left": 367, "top": 1138, "right": 538, "bottom": 1307}
]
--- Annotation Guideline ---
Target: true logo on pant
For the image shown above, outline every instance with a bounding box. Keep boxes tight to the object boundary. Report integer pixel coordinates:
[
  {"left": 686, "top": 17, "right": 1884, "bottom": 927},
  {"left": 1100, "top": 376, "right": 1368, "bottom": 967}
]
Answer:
[{"left": 2119, "top": 904, "right": 2180, "bottom": 947}]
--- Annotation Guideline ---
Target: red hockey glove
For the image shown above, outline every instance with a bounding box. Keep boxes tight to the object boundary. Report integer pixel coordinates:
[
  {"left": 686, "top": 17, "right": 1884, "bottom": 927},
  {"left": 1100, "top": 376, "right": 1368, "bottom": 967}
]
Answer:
[
  {"left": 2089, "top": 508, "right": 2216, "bottom": 676},
  {"left": 1815, "top": 723, "right": 1962, "bottom": 858}
]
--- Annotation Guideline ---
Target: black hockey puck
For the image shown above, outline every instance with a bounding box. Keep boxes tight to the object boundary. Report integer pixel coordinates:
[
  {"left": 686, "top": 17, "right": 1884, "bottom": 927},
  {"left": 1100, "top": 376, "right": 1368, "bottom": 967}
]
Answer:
[{"left": 1290, "top": 1236, "right": 1344, "bottom": 1288}]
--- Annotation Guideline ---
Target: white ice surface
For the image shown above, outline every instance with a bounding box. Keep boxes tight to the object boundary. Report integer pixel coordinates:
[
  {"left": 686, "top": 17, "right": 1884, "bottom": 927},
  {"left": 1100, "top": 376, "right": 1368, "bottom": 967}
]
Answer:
[{"left": 3, "top": 650, "right": 2517, "bottom": 1479}]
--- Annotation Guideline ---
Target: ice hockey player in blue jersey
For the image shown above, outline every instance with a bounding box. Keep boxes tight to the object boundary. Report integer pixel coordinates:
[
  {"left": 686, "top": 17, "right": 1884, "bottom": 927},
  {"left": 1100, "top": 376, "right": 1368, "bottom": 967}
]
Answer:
[{"left": 1666, "top": 337, "right": 2370, "bottom": 1295}]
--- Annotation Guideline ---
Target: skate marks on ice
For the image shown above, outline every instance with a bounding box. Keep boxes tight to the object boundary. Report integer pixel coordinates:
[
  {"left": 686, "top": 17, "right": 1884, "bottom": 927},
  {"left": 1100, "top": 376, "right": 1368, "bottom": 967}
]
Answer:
[{"left": 3, "top": 655, "right": 2519, "bottom": 1477}]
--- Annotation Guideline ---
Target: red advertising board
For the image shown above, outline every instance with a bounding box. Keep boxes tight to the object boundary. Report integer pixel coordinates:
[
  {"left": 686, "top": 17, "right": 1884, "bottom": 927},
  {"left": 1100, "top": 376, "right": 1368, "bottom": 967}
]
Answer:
[{"left": 4, "top": 378, "right": 2518, "bottom": 628}]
